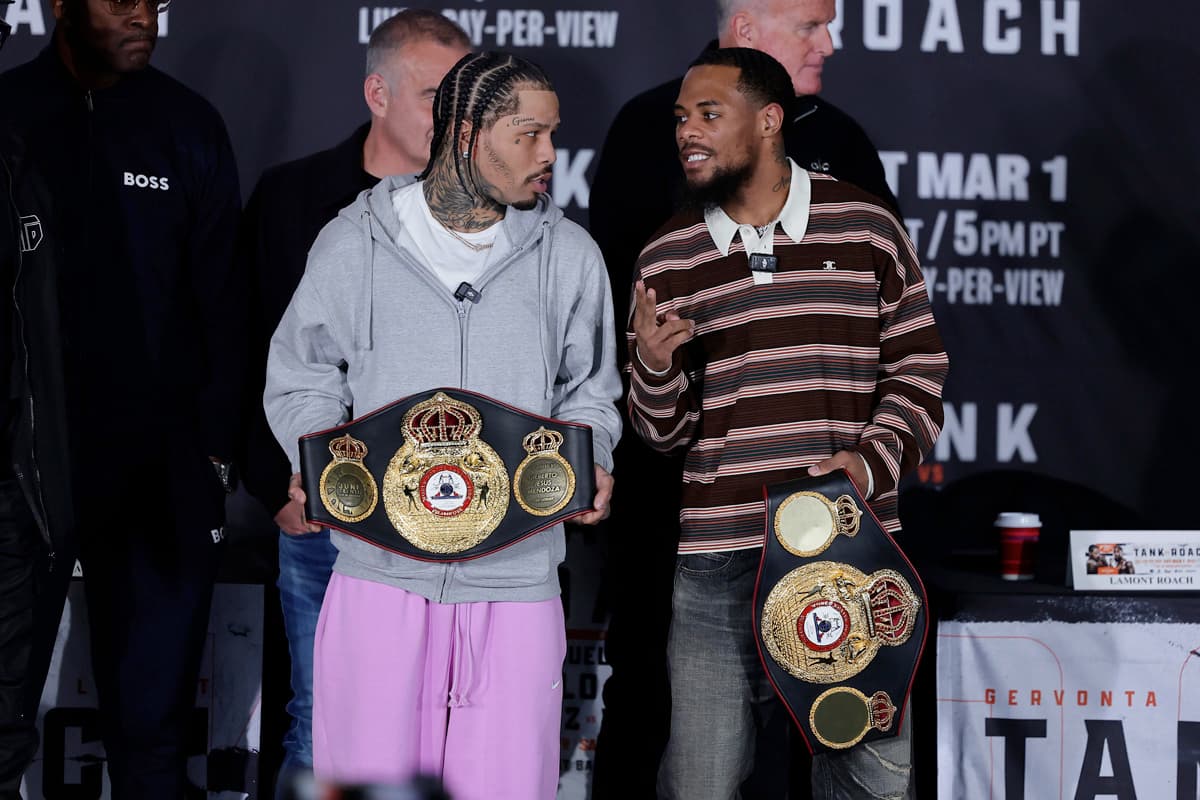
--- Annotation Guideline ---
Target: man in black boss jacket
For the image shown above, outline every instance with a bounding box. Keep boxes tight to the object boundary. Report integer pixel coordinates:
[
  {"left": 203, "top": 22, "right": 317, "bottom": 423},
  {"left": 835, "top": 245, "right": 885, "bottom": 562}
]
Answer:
[
  {"left": 588, "top": 1, "right": 901, "bottom": 796},
  {"left": 0, "top": 0, "right": 246, "bottom": 795}
]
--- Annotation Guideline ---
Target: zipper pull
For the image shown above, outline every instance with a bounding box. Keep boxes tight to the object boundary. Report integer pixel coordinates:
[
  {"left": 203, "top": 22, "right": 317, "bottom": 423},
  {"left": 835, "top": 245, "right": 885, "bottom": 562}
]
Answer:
[{"left": 84, "top": 91, "right": 94, "bottom": 112}]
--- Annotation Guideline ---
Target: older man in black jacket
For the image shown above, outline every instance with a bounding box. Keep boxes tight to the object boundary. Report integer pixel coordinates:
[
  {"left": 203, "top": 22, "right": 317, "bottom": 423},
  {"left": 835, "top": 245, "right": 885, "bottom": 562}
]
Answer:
[{"left": 0, "top": 0, "right": 245, "bottom": 795}]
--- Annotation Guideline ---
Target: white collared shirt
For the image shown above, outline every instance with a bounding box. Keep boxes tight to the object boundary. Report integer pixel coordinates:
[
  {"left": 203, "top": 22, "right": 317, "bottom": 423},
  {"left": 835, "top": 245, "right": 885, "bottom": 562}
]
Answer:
[{"left": 703, "top": 158, "right": 811, "bottom": 284}]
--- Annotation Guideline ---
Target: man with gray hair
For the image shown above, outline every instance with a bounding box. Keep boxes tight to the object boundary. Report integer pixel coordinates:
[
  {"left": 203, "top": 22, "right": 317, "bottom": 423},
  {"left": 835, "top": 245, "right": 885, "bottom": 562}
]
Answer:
[{"left": 236, "top": 10, "right": 469, "bottom": 797}]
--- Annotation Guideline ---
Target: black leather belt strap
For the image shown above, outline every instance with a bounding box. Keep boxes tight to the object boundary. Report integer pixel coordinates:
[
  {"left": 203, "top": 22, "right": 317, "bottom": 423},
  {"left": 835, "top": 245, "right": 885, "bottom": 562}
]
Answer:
[
  {"left": 752, "top": 470, "right": 928, "bottom": 755},
  {"left": 299, "top": 387, "right": 594, "bottom": 562}
]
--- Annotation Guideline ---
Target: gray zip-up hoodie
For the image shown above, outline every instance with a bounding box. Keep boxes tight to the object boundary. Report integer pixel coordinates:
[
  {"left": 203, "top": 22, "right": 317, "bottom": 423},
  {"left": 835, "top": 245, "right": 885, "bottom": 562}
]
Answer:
[{"left": 264, "top": 175, "right": 622, "bottom": 603}]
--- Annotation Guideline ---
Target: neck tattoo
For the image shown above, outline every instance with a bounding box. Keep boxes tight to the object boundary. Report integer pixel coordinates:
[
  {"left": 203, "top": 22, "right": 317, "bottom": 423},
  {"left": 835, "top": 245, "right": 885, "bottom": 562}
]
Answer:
[{"left": 422, "top": 156, "right": 504, "bottom": 233}]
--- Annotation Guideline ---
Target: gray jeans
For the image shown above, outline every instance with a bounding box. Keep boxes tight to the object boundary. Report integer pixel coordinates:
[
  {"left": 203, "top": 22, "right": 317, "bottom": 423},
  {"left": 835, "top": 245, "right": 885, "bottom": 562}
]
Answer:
[{"left": 657, "top": 549, "right": 913, "bottom": 800}]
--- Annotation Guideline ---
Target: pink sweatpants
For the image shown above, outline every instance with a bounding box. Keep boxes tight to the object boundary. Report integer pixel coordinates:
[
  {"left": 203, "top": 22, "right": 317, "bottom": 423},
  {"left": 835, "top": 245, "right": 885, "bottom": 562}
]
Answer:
[{"left": 312, "top": 572, "right": 566, "bottom": 800}]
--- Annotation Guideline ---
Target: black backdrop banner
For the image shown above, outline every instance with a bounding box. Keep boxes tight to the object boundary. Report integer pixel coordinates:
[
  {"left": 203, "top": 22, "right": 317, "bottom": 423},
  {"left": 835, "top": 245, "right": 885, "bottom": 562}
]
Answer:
[{"left": 4, "top": 0, "right": 1197, "bottom": 524}]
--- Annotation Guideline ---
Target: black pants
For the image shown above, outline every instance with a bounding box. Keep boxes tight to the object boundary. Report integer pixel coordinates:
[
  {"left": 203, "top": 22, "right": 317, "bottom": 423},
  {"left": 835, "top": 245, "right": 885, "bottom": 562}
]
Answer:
[
  {"left": 590, "top": 440, "right": 682, "bottom": 800},
  {"left": 0, "top": 479, "right": 70, "bottom": 800},
  {"left": 0, "top": 471, "right": 225, "bottom": 798}
]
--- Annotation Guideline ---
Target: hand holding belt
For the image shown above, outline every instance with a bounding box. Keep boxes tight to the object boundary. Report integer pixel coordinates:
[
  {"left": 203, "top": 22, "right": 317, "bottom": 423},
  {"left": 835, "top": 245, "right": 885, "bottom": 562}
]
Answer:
[
  {"left": 299, "top": 388, "right": 595, "bottom": 562},
  {"left": 753, "top": 470, "right": 928, "bottom": 754}
]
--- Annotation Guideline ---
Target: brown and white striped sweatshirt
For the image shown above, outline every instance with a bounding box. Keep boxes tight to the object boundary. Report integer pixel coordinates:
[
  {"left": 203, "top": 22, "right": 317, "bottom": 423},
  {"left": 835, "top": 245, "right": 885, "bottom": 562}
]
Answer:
[{"left": 627, "top": 168, "right": 948, "bottom": 553}]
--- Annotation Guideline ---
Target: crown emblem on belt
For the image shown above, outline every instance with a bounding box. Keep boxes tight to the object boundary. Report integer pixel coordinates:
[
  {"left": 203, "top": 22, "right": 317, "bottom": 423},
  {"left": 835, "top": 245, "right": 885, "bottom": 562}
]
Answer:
[
  {"left": 403, "top": 391, "right": 482, "bottom": 446},
  {"left": 869, "top": 691, "right": 897, "bottom": 731},
  {"left": 329, "top": 433, "right": 368, "bottom": 462},
  {"left": 835, "top": 496, "right": 862, "bottom": 537},
  {"left": 523, "top": 427, "right": 565, "bottom": 454}
]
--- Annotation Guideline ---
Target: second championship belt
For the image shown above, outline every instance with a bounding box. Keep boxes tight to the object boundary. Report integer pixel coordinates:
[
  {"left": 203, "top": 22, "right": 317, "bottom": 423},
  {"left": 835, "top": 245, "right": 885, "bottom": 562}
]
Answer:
[
  {"left": 752, "top": 470, "right": 927, "bottom": 755},
  {"left": 298, "top": 388, "right": 595, "bottom": 561}
]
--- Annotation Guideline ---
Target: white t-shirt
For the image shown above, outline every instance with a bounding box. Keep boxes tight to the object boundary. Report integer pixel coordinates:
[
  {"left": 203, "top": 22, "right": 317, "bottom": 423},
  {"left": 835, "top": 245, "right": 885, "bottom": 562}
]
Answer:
[{"left": 391, "top": 181, "right": 512, "bottom": 295}]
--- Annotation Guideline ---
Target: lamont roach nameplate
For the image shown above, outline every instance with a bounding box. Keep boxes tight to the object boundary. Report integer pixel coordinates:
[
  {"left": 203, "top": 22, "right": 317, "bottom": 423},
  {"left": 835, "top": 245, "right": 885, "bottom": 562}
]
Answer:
[
  {"left": 299, "top": 388, "right": 594, "bottom": 561},
  {"left": 752, "top": 470, "right": 928, "bottom": 754}
]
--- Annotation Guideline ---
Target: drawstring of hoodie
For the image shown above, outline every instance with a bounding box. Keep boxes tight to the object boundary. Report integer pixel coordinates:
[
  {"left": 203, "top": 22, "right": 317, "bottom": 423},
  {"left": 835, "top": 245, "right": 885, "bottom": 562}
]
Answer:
[
  {"left": 448, "top": 603, "right": 478, "bottom": 707},
  {"left": 537, "top": 219, "right": 555, "bottom": 399},
  {"left": 356, "top": 208, "right": 376, "bottom": 351}
]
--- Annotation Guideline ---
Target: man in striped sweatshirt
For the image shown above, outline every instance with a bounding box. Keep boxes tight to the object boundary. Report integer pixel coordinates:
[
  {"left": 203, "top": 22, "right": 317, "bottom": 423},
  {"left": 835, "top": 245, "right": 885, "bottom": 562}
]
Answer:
[{"left": 627, "top": 48, "right": 947, "bottom": 800}]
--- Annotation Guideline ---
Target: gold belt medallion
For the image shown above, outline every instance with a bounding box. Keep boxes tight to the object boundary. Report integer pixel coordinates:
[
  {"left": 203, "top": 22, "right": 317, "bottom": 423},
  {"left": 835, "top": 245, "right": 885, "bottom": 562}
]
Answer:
[
  {"left": 382, "top": 392, "right": 509, "bottom": 553},
  {"left": 774, "top": 490, "right": 862, "bottom": 557},
  {"left": 513, "top": 427, "right": 577, "bottom": 516},
  {"left": 761, "top": 562, "right": 920, "bottom": 684},
  {"left": 319, "top": 434, "right": 378, "bottom": 523},
  {"left": 809, "top": 687, "right": 897, "bottom": 750}
]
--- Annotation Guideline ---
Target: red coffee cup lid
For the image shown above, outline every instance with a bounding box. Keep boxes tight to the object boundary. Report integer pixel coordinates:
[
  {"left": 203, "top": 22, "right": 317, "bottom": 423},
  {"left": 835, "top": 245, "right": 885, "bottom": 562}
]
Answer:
[{"left": 994, "top": 511, "right": 1041, "bottom": 528}]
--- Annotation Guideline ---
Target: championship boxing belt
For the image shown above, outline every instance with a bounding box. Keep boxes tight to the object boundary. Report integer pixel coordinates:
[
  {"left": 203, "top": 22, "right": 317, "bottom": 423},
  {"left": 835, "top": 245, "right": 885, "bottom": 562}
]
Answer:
[
  {"left": 298, "top": 388, "right": 595, "bottom": 561},
  {"left": 752, "top": 470, "right": 928, "bottom": 755}
]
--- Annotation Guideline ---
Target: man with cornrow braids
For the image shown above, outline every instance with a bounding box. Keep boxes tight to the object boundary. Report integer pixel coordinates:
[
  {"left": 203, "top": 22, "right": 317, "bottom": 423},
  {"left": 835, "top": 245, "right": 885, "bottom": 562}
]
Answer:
[
  {"left": 264, "top": 51, "right": 621, "bottom": 798},
  {"left": 237, "top": 12, "right": 470, "bottom": 796}
]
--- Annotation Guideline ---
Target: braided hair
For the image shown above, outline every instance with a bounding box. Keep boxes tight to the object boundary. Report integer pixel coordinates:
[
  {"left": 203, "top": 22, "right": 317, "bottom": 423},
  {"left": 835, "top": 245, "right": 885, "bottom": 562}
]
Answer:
[{"left": 420, "top": 51, "right": 554, "bottom": 191}]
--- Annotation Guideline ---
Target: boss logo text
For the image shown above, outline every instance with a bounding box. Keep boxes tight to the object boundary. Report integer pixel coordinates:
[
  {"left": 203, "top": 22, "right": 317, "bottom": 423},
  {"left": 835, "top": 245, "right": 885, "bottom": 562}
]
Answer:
[{"left": 123, "top": 172, "right": 170, "bottom": 191}]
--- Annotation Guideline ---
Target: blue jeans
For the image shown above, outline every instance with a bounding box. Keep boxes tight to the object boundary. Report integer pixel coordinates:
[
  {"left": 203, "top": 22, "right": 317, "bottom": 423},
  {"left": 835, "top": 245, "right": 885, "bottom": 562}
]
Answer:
[
  {"left": 275, "top": 528, "right": 338, "bottom": 785},
  {"left": 657, "top": 549, "right": 913, "bottom": 800}
]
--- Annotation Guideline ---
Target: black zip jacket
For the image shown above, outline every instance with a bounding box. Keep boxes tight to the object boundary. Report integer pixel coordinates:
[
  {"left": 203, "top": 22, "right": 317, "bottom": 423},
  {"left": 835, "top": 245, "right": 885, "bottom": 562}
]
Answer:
[
  {"left": 2, "top": 123, "right": 73, "bottom": 557},
  {"left": 237, "top": 123, "right": 377, "bottom": 515},
  {"left": 0, "top": 44, "right": 245, "bottom": 529}
]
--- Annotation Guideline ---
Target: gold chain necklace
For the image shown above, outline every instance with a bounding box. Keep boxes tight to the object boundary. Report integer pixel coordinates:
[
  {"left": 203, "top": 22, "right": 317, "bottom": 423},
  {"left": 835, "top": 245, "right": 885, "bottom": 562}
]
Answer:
[{"left": 444, "top": 225, "right": 494, "bottom": 252}]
